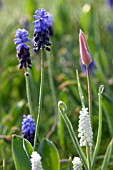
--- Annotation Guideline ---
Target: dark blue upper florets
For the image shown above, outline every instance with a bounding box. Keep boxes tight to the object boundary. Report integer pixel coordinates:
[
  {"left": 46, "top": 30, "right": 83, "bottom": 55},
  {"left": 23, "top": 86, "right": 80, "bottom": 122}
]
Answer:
[
  {"left": 22, "top": 115, "right": 36, "bottom": 145},
  {"left": 33, "top": 8, "right": 54, "bottom": 52},
  {"left": 14, "top": 29, "right": 32, "bottom": 72}
]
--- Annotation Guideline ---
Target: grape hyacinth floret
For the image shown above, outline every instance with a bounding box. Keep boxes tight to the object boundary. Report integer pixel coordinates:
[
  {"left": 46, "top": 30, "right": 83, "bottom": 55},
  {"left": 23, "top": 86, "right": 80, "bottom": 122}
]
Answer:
[
  {"left": 78, "top": 107, "right": 93, "bottom": 147},
  {"left": 72, "top": 157, "right": 82, "bottom": 170},
  {"left": 30, "top": 151, "right": 43, "bottom": 170},
  {"left": 14, "top": 29, "right": 32, "bottom": 75},
  {"left": 22, "top": 115, "right": 36, "bottom": 145},
  {"left": 33, "top": 8, "right": 54, "bottom": 52}
]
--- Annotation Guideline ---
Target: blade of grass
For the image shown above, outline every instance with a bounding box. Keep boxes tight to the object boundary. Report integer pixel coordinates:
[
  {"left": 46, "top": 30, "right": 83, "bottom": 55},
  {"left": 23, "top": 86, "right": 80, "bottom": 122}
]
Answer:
[{"left": 101, "top": 139, "right": 113, "bottom": 170}]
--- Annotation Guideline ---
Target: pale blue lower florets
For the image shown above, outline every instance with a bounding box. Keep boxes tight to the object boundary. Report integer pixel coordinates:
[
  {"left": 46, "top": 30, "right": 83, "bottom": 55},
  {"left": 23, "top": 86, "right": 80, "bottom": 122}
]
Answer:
[
  {"left": 30, "top": 151, "right": 43, "bottom": 170},
  {"left": 78, "top": 107, "right": 93, "bottom": 147},
  {"left": 72, "top": 157, "right": 82, "bottom": 170}
]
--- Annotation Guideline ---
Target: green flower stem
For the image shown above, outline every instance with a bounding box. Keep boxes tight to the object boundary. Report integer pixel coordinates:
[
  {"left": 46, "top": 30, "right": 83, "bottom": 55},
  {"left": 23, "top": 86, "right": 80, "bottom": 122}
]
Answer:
[
  {"left": 86, "top": 66, "right": 92, "bottom": 127},
  {"left": 86, "top": 66, "right": 93, "bottom": 160},
  {"left": 86, "top": 144, "right": 91, "bottom": 170},
  {"left": 92, "top": 85, "right": 104, "bottom": 169},
  {"left": 34, "top": 48, "right": 45, "bottom": 151},
  {"left": 58, "top": 101, "right": 88, "bottom": 170},
  {"left": 25, "top": 75, "right": 33, "bottom": 117}
]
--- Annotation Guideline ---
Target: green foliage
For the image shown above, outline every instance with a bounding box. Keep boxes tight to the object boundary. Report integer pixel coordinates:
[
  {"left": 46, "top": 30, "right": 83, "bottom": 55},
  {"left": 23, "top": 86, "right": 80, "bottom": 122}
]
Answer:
[
  {"left": 39, "top": 138, "right": 60, "bottom": 170},
  {"left": 0, "top": 0, "right": 113, "bottom": 169},
  {"left": 12, "top": 135, "right": 33, "bottom": 170},
  {"left": 92, "top": 85, "right": 104, "bottom": 168},
  {"left": 101, "top": 139, "right": 113, "bottom": 170},
  {"left": 68, "top": 157, "right": 73, "bottom": 170},
  {"left": 58, "top": 101, "right": 88, "bottom": 170}
]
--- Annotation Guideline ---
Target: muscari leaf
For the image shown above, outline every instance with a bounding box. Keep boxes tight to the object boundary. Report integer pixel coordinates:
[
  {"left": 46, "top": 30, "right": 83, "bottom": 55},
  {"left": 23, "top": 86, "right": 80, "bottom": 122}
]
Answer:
[
  {"left": 58, "top": 101, "right": 88, "bottom": 170},
  {"left": 92, "top": 85, "right": 104, "bottom": 168},
  {"left": 39, "top": 138, "right": 60, "bottom": 170},
  {"left": 12, "top": 135, "right": 33, "bottom": 170}
]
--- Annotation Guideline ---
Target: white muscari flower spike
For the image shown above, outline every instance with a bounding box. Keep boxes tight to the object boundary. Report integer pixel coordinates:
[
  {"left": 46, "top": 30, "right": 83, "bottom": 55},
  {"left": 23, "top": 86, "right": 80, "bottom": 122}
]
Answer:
[
  {"left": 78, "top": 107, "right": 93, "bottom": 147},
  {"left": 72, "top": 157, "right": 82, "bottom": 170},
  {"left": 30, "top": 151, "right": 43, "bottom": 170}
]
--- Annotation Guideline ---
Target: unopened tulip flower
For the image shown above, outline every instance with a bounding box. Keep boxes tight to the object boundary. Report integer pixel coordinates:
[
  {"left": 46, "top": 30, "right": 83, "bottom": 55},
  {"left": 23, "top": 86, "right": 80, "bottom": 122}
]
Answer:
[
  {"left": 79, "top": 29, "right": 96, "bottom": 75},
  {"left": 79, "top": 29, "right": 92, "bottom": 66}
]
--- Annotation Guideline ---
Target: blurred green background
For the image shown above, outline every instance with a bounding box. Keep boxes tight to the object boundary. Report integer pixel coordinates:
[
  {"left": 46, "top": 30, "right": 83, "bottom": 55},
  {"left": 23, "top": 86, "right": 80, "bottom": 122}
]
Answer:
[{"left": 0, "top": 0, "right": 113, "bottom": 169}]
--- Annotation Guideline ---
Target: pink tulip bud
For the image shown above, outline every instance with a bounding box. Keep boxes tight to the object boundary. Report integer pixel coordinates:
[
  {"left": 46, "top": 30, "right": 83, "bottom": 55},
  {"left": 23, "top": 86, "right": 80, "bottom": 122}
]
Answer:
[{"left": 79, "top": 29, "right": 92, "bottom": 65}]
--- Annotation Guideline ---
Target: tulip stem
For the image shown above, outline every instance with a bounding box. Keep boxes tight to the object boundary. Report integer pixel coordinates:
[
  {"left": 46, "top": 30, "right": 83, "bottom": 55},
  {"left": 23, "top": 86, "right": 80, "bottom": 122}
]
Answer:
[
  {"left": 86, "top": 65, "right": 93, "bottom": 161},
  {"left": 86, "top": 66, "right": 92, "bottom": 126}
]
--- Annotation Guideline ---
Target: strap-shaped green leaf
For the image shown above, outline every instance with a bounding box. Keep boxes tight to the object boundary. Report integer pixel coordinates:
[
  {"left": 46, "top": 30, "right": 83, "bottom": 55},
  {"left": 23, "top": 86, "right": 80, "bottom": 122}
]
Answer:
[
  {"left": 101, "top": 139, "right": 113, "bottom": 170},
  {"left": 92, "top": 85, "right": 104, "bottom": 168},
  {"left": 39, "top": 138, "right": 60, "bottom": 170},
  {"left": 58, "top": 101, "right": 88, "bottom": 170},
  {"left": 12, "top": 135, "right": 33, "bottom": 170}
]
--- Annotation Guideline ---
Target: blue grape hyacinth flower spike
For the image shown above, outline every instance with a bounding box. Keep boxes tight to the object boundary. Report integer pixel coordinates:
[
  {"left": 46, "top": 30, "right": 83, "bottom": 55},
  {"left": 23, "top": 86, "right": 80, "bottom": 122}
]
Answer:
[
  {"left": 22, "top": 115, "right": 36, "bottom": 145},
  {"left": 33, "top": 8, "right": 54, "bottom": 52},
  {"left": 14, "top": 29, "right": 32, "bottom": 75},
  {"left": 107, "top": 0, "right": 113, "bottom": 8}
]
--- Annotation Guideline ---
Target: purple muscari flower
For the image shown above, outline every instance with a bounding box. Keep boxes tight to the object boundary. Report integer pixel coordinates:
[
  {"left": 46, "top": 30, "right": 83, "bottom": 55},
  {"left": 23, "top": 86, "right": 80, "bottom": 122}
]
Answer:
[
  {"left": 22, "top": 115, "right": 36, "bottom": 145},
  {"left": 33, "top": 8, "right": 54, "bottom": 52},
  {"left": 14, "top": 29, "right": 32, "bottom": 73},
  {"left": 80, "top": 58, "right": 97, "bottom": 76},
  {"left": 107, "top": 0, "right": 113, "bottom": 8}
]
